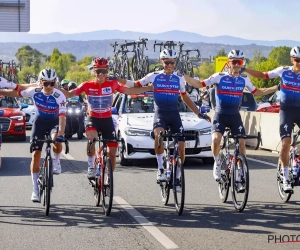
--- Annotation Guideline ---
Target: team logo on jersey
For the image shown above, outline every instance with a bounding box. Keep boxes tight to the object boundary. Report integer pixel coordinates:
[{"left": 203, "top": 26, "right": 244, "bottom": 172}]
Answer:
[
  {"left": 60, "top": 100, "right": 66, "bottom": 107},
  {"left": 226, "top": 77, "right": 230, "bottom": 81},
  {"left": 102, "top": 87, "right": 112, "bottom": 94},
  {"left": 53, "top": 92, "right": 60, "bottom": 98}
]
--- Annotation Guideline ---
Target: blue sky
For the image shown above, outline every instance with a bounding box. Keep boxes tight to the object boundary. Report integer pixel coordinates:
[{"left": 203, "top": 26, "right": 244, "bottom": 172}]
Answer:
[{"left": 30, "top": 0, "right": 299, "bottom": 41}]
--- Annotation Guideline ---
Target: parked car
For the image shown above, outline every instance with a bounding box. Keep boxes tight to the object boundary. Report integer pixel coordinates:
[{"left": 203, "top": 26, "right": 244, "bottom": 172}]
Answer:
[
  {"left": 112, "top": 92, "right": 213, "bottom": 166},
  {"left": 256, "top": 90, "right": 280, "bottom": 113},
  {"left": 0, "top": 95, "right": 27, "bottom": 141},
  {"left": 17, "top": 97, "right": 37, "bottom": 129},
  {"left": 210, "top": 88, "right": 257, "bottom": 111}
]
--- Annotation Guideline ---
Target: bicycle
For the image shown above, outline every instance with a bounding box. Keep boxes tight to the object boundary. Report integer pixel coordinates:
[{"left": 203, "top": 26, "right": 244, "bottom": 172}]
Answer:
[
  {"left": 157, "top": 128, "right": 199, "bottom": 215},
  {"left": 130, "top": 38, "right": 149, "bottom": 80},
  {"left": 30, "top": 132, "right": 69, "bottom": 216},
  {"left": 0, "top": 59, "right": 5, "bottom": 78},
  {"left": 175, "top": 42, "right": 200, "bottom": 77},
  {"left": 277, "top": 126, "right": 300, "bottom": 202},
  {"left": 88, "top": 132, "right": 121, "bottom": 216},
  {"left": 4, "top": 60, "right": 21, "bottom": 83},
  {"left": 218, "top": 128, "right": 261, "bottom": 212}
]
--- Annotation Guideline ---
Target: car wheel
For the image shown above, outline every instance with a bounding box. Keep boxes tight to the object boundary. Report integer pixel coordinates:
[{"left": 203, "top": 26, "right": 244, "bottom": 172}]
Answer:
[
  {"left": 202, "top": 157, "right": 214, "bottom": 164},
  {"left": 119, "top": 138, "right": 131, "bottom": 166},
  {"left": 77, "top": 121, "right": 84, "bottom": 140}
]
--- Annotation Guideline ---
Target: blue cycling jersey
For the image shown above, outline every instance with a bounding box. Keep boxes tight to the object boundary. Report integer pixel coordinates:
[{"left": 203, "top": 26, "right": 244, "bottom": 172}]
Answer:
[
  {"left": 202, "top": 72, "right": 257, "bottom": 114},
  {"left": 136, "top": 71, "right": 186, "bottom": 111},
  {"left": 19, "top": 87, "right": 67, "bottom": 120},
  {"left": 266, "top": 66, "right": 300, "bottom": 108}
]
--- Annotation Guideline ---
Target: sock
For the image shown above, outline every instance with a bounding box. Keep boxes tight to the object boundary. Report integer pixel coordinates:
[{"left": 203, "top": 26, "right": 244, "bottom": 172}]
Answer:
[
  {"left": 283, "top": 166, "right": 289, "bottom": 181},
  {"left": 156, "top": 154, "right": 164, "bottom": 170},
  {"left": 214, "top": 155, "right": 220, "bottom": 165},
  {"left": 88, "top": 156, "right": 95, "bottom": 168},
  {"left": 176, "top": 167, "right": 181, "bottom": 179},
  {"left": 31, "top": 172, "right": 39, "bottom": 191},
  {"left": 54, "top": 153, "right": 60, "bottom": 161}
]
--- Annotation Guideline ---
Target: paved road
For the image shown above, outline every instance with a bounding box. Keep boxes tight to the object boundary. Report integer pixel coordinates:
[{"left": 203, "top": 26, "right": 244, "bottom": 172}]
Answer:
[{"left": 0, "top": 131, "right": 299, "bottom": 250}]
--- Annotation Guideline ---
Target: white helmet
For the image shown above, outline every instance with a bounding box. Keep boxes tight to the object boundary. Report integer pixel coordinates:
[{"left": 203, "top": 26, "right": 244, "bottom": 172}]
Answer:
[
  {"left": 228, "top": 50, "right": 244, "bottom": 59},
  {"left": 290, "top": 46, "right": 300, "bottom": 58},
  {"left": 38, "top": 68, "right": 57, "bottom": 81},
  {"left": 160, "top": 49, "right": 177, "bottom": 60}
]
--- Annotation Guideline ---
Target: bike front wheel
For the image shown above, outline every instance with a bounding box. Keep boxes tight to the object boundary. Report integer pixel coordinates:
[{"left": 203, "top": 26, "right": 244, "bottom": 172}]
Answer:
[
  {"left": 160, "top": 154, "right": 170, "bottom": 205},
  {"left": 102, "top": 157, "right": 114, "bottom": 216},
  {"left": 173, "top": 156, "right": 185, "bottom": 215},
  {"left": 218, "top": 150, "right": 230, "bottom": 203},
  {"left": 45, "top": 157, "right": 53, "bottom": 216},
  {"left": 231, "top": 153, "right": 249, "bottom": 212}
]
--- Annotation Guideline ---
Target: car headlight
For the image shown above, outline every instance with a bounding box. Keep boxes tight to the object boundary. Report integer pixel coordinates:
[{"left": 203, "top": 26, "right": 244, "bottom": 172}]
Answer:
[
  {"left": 124, "top": 128, "right": 151, "bottom": 136},
  {"left": 68, "top": 109, "right": 73, "bottom": 113},
  {"left": 199, "top": 127, "right": 211, "bottom": 135},
  {"left": 75, "top": 108, "right": 80, "bottom": 113},
  {"left": 10, "top": 115, "right": 23, "bottom": 120}
]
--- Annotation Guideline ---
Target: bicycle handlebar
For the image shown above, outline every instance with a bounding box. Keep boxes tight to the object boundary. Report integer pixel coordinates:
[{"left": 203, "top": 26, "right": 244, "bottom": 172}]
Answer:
[
  {"left": 87, "top": 137, "right": 122, "bottom": 154},
  {"left": 30, "top": 136, "right": 69, "bottom": 154},
  {"left": 157, "top": 131, "right": 199, "bottom": 148},
  {"left": 225, "top": 129, "right": 262, "bottom": 150}
]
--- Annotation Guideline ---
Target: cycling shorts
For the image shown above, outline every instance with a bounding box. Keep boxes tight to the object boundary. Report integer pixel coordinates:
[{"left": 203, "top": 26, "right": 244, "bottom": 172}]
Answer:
[
  {"left": 153, "top": 110, "right": 185, "bottom": 142},
  {"left": 279, "top": 108, "right": 300, "bottom": 139},
  {"left": 212, "top": 112, "right": 245, "bottom": 136},
  {"left": 31, "top": 118, "right": 59, "bottom": 151},
  {"left": 85, "top": 116, "right": 117, "bottom": 147}
]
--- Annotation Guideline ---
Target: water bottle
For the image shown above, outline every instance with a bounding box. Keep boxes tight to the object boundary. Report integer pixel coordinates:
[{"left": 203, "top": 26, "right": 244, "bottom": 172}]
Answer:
[
  {"left": 292, "top": 159, "right": 298, "bottom": 177},
  {"left": 97, "top": 163, "right": 101, "bottom": 177}
]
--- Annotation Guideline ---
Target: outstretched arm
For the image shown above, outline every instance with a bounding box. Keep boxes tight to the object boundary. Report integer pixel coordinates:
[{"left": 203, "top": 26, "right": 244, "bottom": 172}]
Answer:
[
  {"left": 123, "top": 85, "right": 153, "bottom": 95},
  {"left": 184, "top": 75, "right": 204, "bottom": 88},
  {"left": 244, "top": 68, "right": 267, "bottom": 79},
  {"left": 0, "top": 89, "right": 19, "bottom": 97},
  {"left": 181, "top": 93, "right": 199, "bottom": 116},
  {"left": 254, "top": 85, "right": 278, "bottom": 96},
  {"left": 59, "top": 88, "right": 77, "bottom": 98}
]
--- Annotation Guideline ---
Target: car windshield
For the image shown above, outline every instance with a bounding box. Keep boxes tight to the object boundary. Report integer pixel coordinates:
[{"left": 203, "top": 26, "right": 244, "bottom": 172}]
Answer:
[
  {"left": 17, "top": 97, "right": 34, "bottom": 105},
  {"left": 124, "top": 92, "right": 195, "bottom": 113},
  {"left": 0, "top": 96, "right": 19, "bottom": 108}
]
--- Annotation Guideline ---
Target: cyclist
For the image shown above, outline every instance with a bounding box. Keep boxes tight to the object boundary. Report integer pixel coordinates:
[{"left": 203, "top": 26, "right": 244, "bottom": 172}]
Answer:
[
  {"left": 61, "top": 79, "right": 69, "bottom": 90},
  {"left": 117, "top": 49, "right": 209, "bottom": 187},
  {"left": 0, "top": 68, "right": 67, "bottom": 202},
  {"left": 243, "top": 46, "right": 300, "bottom": 191},
  {"left": 60, "top": 57, "right": 152, "bottom": 179},
  {"left": 184, "top": 50, "right": 277, "bottom": 186}
]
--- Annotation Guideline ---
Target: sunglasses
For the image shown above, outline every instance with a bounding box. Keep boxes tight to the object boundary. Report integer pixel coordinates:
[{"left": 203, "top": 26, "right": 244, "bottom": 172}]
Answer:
[
  {"left": 229, "top": 59, "right": 243, "bottom": 66},
  {"left": 293, "top": 58, "right": 300, "bottom": 63},
  {"left": 43, "top": 81, "right": 55, "bottom": 87},
  {"left": 95, "top": 69, "right": 108, "bottom": 74},
  {"left": 163, "top": 61, "right": 175, "bottom": 65}
]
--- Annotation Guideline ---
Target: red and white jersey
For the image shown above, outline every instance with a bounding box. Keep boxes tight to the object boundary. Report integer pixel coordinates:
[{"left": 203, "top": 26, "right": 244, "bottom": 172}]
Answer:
[{"left": 74, "top": 79, "right": 126, "bottom": 118}]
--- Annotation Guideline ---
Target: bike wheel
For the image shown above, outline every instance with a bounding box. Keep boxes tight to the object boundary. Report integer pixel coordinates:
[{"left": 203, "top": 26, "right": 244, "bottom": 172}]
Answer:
[
  {"left": 160, "top": 154, "right": 170, "bottom": 205},
  {"left": 102, "top": 157, "right": 114, "bottom": 216},
  {"left": 141, "top": 57, "right": 149, "bottom": 78},
  {"left": 231, "top": 153, "right": 249, "bottom": 212},
  {"left": 218, "top": 150, "right": 230, "bottom": 203},
  {"left": 94, "top": 159, "right": 101, "bottom": 206},
  {"left": 277, "top": 158, "right": 293, "bottom": 202},
  {"left": 187, "top": 62, "right": 194, "bottom": 77},
  {"left": 122, "top": 60, "right": 130, "bottom": 80},
  {"left": 45, "top": 157, "right": 53, "bottom": 216},
  {"left": 38, "top": 163, "right": 46, "bottom": 206},
  {"left": 173, "top": 156, "right": 185, "bottom": 215},
  {"left": 131, "top": 56, "right": 138, "bottom": 80}
]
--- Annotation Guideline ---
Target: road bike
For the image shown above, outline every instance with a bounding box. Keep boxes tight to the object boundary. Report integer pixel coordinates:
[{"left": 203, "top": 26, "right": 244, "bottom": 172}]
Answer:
[
  {"left": 4, "top": 60, "right": 21, "bottom": 83},
  {"left": 277, "top": 126, "right": 300, "bottom": 202},
  {"left": 130, "top": 38, "right": 149, "bottom": 80},
  {"left": 0, "top": 59, "right": 5, "bottom": 78},
  {"left": 218, "top": 128, "right": 261, "bottom": 212},
  {"left": 31, "top": 132, "right": 69, "bottom": 216},
  {"left": 157, "top": 128, "right": 199, "bottom": 215},
  {"left": 88, "top": 132, "right": 121, "bottom": 216}
]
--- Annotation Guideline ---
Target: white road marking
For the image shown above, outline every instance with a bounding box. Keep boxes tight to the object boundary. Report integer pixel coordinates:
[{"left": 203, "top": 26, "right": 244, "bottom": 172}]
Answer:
[
  {"left": 114, "top": 196, "right": 179, "bottom": 250},
  {"left": 247, "top": 157, "right": 277, "bottom": 167},
  {"left": 61, "top": 152, "right": 75, "bottom": 160}
]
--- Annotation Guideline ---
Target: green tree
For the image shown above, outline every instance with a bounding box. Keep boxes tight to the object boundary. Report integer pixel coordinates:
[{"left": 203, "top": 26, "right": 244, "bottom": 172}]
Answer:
[
  {"left": 149, "top": 63, "right": 162, "bottom": 72},
  {"left": 65, "top": 64, "right": 92, "bottom": 83},
  {"left": 76, "top": 56, "right": 94, "bottom": 67},
  {"left": 216, "top": 48, "right": 226, "bottom": 57},
  {"left": 268, "top": 46, "right": 292, "bottom": 66},
  {"left": 15, "top": 45, "right": 45, "bottom": 67},
  {"left": 248, "top": 49, "right": 267, "bottom": 69},
  {"left": 195, "top": 62, "right": 214, "bottom": 80},
  {"left": 17, "top": 66, "right": 36, "bottom": 83}
]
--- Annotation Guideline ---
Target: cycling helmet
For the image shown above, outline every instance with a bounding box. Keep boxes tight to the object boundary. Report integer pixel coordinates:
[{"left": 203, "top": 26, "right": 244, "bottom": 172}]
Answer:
[
  {"left": 61, "top": 79, "right": 69, "bottom": 86},
  {"left": 160, "top": 49, "right": 177, "bottom": 60},
  {"left": 68, "top": 81, "right": 77, "bottom": 90},
  {"left": 93, "top": 57, "right": 108, "bottom": 68},
  {"left": 38, "top": 68, "right": 57, "bottom": 81},
  {"left": 290, "top": 46, "right": 300, "bottom": 58},
  {"left": 228, "top": 50, "right": 244, "bottom": 59}
]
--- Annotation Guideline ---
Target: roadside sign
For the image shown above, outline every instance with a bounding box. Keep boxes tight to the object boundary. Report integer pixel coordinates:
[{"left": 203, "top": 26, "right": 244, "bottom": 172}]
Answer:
[{"left": 215, "top": 56, "right": 228, "bottom": 73}]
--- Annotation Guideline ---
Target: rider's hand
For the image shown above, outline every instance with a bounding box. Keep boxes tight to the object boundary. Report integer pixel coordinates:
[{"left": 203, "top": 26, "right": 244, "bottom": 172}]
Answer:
[
  {"left": 198, "top": 113, "right": 211, "bottom": 122},
  {"left": 55, "top": 135, "right": 64, "bottom": 143},
  {"left": 108, "top": 74, "right": 117, "bottom": 80}
]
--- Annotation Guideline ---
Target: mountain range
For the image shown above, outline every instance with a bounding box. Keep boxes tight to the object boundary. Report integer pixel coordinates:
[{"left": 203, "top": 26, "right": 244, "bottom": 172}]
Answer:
[{"left": 0, "top": 30, "right": 298, "bottom": 61}]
